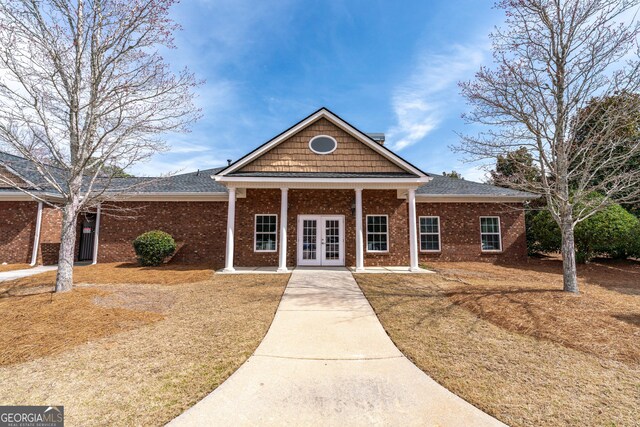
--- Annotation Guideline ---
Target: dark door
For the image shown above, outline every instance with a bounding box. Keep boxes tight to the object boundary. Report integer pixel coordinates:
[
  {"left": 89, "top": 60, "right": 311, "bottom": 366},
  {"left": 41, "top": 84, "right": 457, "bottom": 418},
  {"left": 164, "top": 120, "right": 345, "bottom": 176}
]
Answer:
[{"left": 78, "top": 216, "right": 96, "bottom": 261}]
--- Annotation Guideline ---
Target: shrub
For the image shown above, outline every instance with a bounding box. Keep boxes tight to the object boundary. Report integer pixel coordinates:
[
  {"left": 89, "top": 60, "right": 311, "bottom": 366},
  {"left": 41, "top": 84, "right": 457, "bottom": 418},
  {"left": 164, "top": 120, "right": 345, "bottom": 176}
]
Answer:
[
  {"left": 529, "top": 210, "right": 562, "bottom": 253},
  {"left": 529, "top": 204, "right": 640, "bottom": 262},
  {"left": 628, "top": 223, "right": 640, "bottom": 259},
  {"left": 574, "top": 203, "right": 638, "bottom": 260},
  {"left": 133, "top": 230, "right": 176, "bottom": 266}
]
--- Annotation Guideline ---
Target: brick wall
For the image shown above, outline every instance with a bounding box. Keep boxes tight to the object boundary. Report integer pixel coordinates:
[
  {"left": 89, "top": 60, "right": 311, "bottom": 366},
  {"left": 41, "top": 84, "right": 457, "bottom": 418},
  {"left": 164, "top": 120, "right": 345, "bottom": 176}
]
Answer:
[
  {"left": 416, "top": 202, "right": 527, "bottom": 262},
  {"left": 0, "top": 197, "right": 528, "bottom": 268},
  {"left": 235, "top": 189, "right": 281, "bottom": 267},
  {"left": 0, "top": 201, "right": 37, "bottom": 263},
  {"left": 362, "top": 190, "right": 410, "bottom": 266},
  {"left": 97, "top": 201, "right": 227, "bottom": 267},
  {"left": 38, "top": 205, "right": 62, "bottom": 265}
]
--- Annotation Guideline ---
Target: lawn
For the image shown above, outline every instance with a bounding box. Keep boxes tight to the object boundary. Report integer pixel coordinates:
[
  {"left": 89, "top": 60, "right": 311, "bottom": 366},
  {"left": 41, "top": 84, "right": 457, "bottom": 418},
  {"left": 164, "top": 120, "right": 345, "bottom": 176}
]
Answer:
[
  {"left": 0, "top": 264, "right": 289, "bottom": 426},
  {"left": 0, "top": 262, "right": 216, "bottom": 297},
  {"left": 355, "top": 258, "right": 640, "bottom": 427}
]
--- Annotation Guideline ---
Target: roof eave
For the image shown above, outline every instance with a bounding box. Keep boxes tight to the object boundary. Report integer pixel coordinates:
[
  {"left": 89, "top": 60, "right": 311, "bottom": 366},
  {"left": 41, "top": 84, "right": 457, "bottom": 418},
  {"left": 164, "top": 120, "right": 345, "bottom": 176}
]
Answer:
[{"left": 416, "top": 194, "right": 539, "bottom": 203}]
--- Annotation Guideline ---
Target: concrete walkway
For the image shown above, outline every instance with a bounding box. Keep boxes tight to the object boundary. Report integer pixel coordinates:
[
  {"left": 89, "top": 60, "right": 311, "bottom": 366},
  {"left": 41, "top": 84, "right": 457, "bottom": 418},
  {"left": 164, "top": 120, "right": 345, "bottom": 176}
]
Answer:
[
  {"left": 169, "top": 268, "right": 505, "bottom": 427},
  {"left": 0, "top": 265, "right": 57, "bottom": 282}
]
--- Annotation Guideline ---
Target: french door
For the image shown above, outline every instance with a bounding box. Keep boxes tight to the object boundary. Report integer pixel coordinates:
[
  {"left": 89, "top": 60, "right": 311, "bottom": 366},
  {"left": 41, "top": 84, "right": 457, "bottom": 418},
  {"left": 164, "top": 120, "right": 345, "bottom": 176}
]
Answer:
[{"left": 297, "top": 215, "right": 345, "bottom": 266}]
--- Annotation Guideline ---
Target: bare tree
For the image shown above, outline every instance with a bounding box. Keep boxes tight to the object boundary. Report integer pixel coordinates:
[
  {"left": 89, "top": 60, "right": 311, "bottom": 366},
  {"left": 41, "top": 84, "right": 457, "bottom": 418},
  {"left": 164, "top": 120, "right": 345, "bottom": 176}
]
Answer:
[
  {"left": 457, "top": 0, "right": 640, "bottom": 293},
  {"left": 0, "top": 1, "right": 200, "bottom": 292}
]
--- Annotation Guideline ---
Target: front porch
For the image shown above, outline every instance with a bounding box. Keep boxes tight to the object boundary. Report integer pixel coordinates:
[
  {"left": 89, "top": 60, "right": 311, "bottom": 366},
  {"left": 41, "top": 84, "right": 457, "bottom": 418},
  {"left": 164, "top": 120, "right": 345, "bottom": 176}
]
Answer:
[{"left": 217, "top": 185, "right": 426, "bottom": 274}]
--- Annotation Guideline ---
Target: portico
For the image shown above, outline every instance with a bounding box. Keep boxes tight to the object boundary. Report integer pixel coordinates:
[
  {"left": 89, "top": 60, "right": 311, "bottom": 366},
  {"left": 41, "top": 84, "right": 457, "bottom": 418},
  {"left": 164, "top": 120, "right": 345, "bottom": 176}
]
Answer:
[{"left": 218, "top": 180, "right": 425, "bottom": 273}]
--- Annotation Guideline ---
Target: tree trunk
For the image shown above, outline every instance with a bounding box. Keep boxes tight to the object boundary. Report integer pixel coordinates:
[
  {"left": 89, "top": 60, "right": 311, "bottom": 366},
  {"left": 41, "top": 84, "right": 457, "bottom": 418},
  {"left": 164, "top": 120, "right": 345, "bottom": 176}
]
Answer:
[
  {"left": 55, "top": 205, "right": 78, "bottom": 293},
  {"left": 560, "top": 221, "right": 579, "bottom": 293}
]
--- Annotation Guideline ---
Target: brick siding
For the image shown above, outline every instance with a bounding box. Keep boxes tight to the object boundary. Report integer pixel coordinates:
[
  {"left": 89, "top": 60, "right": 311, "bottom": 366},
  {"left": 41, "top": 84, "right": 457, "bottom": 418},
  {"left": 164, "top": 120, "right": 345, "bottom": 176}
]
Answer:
[
  {"left": 0, "top": 197, "right": 527, "bottom": 267},
  {"left": 97, "top": 201, "right": 227, "bottom": 266},
  {"left": 416, "top": 202, "right": 527, "bottom": 262},
  {"left": 38, "top": 206, "right": 62, "bottom": 265},
  {"left": 0, "top": 201, "right": 37, "bottom": 263}
]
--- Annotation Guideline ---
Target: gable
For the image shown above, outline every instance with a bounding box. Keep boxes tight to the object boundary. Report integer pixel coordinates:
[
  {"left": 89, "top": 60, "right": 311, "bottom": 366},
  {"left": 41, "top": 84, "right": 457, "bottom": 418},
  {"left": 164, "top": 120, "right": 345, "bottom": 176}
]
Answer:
[{"left": 237, "top": 118, "right": 408, "bottom": 174}]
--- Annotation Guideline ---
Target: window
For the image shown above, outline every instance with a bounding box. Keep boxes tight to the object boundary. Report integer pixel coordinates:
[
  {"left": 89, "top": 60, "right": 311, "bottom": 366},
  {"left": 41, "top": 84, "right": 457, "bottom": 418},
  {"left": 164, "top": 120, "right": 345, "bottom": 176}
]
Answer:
[
  {"left": 480, "top": 217, "right": 502, "bottom": 251},
  {"left": 255, "top": 214, "right": 277, "bottom": 252},
  {"left": 366, "top": 215, "right": 388, "bottom": 252},
  {"left": 419, "top": 216, "right": 441, "bottom": 252},
  {"left": 309, "top": 135, "right": 337, "bottom": 154}
]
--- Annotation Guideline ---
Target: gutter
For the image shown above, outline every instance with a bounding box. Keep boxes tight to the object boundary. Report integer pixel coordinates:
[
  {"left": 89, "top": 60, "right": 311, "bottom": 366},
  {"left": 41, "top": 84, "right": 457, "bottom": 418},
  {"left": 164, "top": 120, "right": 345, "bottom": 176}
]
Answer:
[
  {"left": 30, "top": 201, "right": 43, "bottom": 266},
  {"left": 92, "top": 203, "right": 101, "bottom": 265}
]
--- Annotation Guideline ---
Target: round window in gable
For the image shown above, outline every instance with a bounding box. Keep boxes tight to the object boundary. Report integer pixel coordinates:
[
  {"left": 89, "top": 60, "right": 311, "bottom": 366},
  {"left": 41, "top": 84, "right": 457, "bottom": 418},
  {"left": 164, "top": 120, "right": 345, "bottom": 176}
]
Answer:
[{"left": 309, "top": 135, "right": 337, "bottom": 155}]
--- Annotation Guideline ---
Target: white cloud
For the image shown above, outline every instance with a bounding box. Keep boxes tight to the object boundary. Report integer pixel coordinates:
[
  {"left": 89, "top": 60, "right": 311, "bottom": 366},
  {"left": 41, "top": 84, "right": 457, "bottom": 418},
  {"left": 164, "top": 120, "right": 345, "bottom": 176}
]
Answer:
[{"left": 386, "top": 44, "right": 487, "bottom": 151}]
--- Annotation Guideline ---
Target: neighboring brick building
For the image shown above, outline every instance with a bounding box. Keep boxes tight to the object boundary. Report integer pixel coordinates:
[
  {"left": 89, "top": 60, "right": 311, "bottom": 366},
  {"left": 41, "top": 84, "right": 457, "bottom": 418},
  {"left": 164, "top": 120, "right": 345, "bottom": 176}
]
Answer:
[{"left": 0, "top": 108, "right": 536, "bottom": 270}]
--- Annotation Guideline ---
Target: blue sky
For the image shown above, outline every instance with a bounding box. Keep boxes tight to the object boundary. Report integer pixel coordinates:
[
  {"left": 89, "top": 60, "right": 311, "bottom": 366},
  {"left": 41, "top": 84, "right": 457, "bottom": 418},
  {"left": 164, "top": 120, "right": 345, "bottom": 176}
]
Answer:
[{"left": 133, "top": 0, "right": 506, "bottom": 181}]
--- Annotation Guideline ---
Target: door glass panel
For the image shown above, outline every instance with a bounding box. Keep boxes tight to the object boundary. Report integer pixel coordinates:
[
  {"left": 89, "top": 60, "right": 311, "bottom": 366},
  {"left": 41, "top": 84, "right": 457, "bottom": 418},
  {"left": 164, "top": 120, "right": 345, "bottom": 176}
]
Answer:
[
  {"left": 302, "top": 219, "right": 317, "bottom": 260},
  {"left": 324, "top": 219, "right": 340, "bottom": 261}
]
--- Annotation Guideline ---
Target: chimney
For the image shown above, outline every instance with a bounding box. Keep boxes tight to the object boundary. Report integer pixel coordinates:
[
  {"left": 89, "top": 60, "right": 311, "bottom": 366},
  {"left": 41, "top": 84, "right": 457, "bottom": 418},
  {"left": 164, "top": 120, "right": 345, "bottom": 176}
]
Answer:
[{"left": 366, "top": 133, "right": 385, "bottom": 145}]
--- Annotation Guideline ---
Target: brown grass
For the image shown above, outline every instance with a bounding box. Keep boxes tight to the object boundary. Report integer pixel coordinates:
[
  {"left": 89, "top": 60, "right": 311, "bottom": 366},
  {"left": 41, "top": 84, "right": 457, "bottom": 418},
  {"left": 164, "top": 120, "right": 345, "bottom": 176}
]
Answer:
[
  {"left": 436, "top": 259, "right": 640, "bottom": 364},
  {"left": 0, "top": 262, "right": 214, "bottom": 297},
  {"left": 0, "top": 272, "right": 289, "bottom": 426},
  {"left": 0, "top": 263, "right": 30, "bottom": 272},
  {"left": 356, "top": 259, "right": 640, "bottom": 427},
  {"left": 0, "top": 288, "right": 163, "bottom": 366}
]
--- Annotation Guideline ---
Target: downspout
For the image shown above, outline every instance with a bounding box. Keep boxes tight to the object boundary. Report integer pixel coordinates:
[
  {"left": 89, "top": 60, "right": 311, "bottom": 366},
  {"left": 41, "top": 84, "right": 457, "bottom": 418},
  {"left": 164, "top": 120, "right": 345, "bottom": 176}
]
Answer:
[
  {"left": 30, "top": 201, "right": 43, "bottom": 266},
  {"left": 92, "top": 203, "right": 101, "bottom": 265}
]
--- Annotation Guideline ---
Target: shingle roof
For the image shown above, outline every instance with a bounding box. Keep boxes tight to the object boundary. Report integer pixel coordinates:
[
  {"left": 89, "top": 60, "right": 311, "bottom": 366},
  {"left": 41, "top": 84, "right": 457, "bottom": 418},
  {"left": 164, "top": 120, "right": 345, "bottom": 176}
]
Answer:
[
  {"left": 0, "top": 151, "right": 538, "bottom": 199},
  {"left": 417, "top": 173, "right": 537, "bottom": 198},
  {"left": 107, "top": 168, "right": 227, "bottom": 193},
  {"left": 0, "top": 152, "right": 64, "bottom": 191},
  {"left": 0, "top": 152, "right": 227, "bottom": 194}
]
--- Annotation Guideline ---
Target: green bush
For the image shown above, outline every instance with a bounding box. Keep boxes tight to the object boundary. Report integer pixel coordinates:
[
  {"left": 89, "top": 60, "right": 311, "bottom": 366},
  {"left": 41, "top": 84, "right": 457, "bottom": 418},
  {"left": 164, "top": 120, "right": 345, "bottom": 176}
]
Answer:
[
  {"left": 575, "top": 204, "right": 638, "bottom": 260},
  {"left": 529, "top": 204, "right": 639, "bottom": 262},
  {"left": 529, "top": 210, "right": 562, "bottom": 254},
  {"left": 133, "top": 230, "right": 176, "bottom": 266},
  {"left": 628, "top": 223, "right": 640, "bottom": 259}
]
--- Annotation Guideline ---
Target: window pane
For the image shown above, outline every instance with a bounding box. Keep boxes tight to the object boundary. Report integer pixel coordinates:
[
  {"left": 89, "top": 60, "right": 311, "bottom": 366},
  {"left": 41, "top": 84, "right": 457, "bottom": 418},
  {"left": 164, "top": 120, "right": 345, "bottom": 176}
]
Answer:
[
  {"left": 481, "top": 234, "right": 500, "bottom": 251},
  {"left": 255, "top": 215, "right": 277, "bottom": 251},
  {"left": 366, "top": 216, "right": 388, "bottom": 251},
  {"left": 421, "top": 234, "right": 440, "bottom": 251},
  {"left": 481, "top": 217, "right": 499, "bottom": 233},
  {"left": 420, "top": 217, "right": 439, "bottom": 233}
]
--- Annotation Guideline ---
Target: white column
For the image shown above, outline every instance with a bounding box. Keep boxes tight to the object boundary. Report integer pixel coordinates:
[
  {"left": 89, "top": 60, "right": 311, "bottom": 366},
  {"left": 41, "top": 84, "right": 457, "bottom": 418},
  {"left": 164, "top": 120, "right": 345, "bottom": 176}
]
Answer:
[
  {"left": 223, "top": 187, "right": 236, "bottom": 272},
  {"left": 30, "top": 201, "right": 43, "bottom": 266},
  {"left": 408, "top": 188, "right": 419, "bottom": 271},
  {"left": 92, "top": 203, "right": 101, "bottom": 265},
  {"left": 277, "top": 188, "right": 288, "bottom": 273},
  {"left": 355, "top": 188, "right": 365, "bottom": 272}
]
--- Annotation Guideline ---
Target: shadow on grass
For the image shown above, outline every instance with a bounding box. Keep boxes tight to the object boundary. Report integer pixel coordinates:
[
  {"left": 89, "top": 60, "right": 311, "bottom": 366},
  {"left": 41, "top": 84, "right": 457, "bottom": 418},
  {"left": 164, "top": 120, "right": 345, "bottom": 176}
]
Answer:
[{"left": 479, "top": 256, "right": 640, "bottom": 296}]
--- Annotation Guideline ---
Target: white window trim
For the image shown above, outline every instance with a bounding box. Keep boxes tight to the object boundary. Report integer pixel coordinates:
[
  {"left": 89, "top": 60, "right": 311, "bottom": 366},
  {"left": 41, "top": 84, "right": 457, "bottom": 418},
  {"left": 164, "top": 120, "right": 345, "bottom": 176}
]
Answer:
[
  {"left": 254, "top": 214, "right": 278, "bottom": 253},
  {"left": 308, "top": 134, "right": 338, "bottom": 155},
  {"left": 480, "top": 216, "right": 502, "bottom": 252},
  {"left": 419, "top": 216, "right": 441, "bottom": 253},
  {"left": 366, "top": 214, "right": 389, "bottom": 253}
]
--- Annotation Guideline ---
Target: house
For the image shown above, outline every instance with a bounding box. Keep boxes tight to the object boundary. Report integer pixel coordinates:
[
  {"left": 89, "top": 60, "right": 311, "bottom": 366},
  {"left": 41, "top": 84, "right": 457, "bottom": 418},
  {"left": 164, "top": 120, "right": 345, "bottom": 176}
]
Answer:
[{"left": 0, "top": 108, "right": 536, "bottom": 270}]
